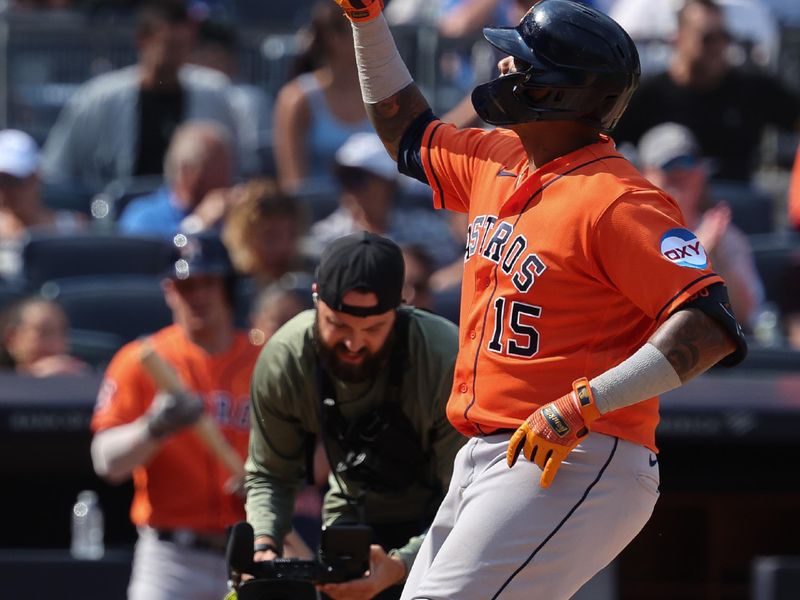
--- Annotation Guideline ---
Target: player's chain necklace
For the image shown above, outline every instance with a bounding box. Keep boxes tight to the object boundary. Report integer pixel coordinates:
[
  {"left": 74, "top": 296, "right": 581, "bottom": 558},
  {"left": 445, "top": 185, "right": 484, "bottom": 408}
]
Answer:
[{"left": 515, "top": 164, "right": 530, "bottom": 190}]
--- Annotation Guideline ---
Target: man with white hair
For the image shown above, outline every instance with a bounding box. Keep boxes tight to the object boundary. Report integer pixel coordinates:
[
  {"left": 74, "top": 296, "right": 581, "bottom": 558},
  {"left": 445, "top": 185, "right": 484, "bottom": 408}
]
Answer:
[
  {"left": 118, "top": 121, "right": 235, "bottom": 239},
  {"left": 309, "top": 132, "right": 461, "bottom": 269}
]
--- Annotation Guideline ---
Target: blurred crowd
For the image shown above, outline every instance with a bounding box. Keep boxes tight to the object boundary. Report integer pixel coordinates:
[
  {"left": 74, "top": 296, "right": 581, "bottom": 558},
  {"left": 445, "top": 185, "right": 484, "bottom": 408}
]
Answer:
[
  {"left": 0, "top": 1, "right": 797, "bottom": 598},
  {"left": 0, "top": 0, "right": 798, "bottom": 372}
]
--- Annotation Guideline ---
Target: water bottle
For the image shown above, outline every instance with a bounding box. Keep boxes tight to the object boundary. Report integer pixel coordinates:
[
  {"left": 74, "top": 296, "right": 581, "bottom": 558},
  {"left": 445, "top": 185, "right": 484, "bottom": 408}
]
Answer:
[
  {"left": 71, "top": 490, "right": 105, "bottom": 560},
  {"left": 753, "top": 302, "right": 782, "bottom": 348}
]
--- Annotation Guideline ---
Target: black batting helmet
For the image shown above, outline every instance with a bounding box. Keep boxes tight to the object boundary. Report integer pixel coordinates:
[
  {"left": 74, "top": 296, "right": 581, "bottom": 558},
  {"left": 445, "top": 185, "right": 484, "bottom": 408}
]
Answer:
[{"left": 471, "top": 0, "right": 640, "bottom": 132}]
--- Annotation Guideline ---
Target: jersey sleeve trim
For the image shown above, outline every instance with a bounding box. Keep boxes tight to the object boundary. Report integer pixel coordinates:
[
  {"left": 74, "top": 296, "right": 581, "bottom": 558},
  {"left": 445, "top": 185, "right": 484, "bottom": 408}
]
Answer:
[
  {"left": 655, "top": 272, "right": 724, "bottom": 322},
  {"left": 423, "top": 121, "right": 447, "bottom": 210}
]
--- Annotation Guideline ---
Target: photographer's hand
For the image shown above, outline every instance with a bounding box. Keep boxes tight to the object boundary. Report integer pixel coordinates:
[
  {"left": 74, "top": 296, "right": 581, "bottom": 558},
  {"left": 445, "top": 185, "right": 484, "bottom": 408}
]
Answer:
[
  {"left": 318, "top": 545, "right": 406, "bottom": 600},
  {"left": 253, "top": 535, "right": 280, "bottom": 563},
  {"left": 235, "top": 535, "right": 281, "bottom": 584}
]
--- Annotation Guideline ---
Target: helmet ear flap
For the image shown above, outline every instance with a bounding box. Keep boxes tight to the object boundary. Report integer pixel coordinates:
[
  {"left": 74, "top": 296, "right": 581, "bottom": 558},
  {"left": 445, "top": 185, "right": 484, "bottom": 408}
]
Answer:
[
  {"left": 594, "top": 93, "right": 629, "bottom": 131},
  {"left": 597, "top": 95, "right": 620, "bottom": 113}
]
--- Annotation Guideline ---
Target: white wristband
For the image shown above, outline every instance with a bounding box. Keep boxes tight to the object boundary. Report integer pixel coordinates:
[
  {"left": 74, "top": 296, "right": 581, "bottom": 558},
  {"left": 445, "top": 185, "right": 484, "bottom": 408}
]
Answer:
[
  {"left": 351, "top": 15, "right": 414, "bottom": 104},
  {"left": 590, "top": 343, "right": 681, "bottom": 415}
]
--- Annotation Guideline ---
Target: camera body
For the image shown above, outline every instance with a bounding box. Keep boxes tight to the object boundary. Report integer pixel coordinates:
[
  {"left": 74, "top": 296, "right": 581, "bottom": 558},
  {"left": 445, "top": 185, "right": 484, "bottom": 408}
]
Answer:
[
  {"left": 227, "top": 521, "right": 372, "bottom": 587},
  {"left": 243, "top": 555, "right": 356, "bottom": 584}
]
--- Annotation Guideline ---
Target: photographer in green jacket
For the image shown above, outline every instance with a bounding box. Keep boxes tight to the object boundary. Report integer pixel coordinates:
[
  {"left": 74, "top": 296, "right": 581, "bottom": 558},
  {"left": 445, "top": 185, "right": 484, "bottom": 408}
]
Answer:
[{"left": 244, "top": 232, "right": 465, "bottom": 600}]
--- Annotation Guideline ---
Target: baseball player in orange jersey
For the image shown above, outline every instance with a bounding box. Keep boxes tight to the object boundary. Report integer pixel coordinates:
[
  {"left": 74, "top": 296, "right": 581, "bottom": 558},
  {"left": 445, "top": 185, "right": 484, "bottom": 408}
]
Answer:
[
  {"left": 90, "top": 233, "right": 261, "bottom": 600},
  {"left": 331, "top": 0, "right": 748, "bottom": 598}
]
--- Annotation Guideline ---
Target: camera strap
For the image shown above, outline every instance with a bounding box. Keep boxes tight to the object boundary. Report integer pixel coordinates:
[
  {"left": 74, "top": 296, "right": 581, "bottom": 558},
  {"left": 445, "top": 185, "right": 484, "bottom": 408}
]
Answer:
[
  {"left": 318, "top": 310, "right": 408, "bottom": 422},
  {"left": 315, "top": 310, "right": 413, "bottom": 512}
]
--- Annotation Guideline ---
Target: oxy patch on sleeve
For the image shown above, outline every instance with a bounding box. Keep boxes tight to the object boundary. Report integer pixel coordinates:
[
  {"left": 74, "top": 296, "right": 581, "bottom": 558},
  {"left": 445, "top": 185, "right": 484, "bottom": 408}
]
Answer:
[{"left": 659, "top": 228, "right": 708, "bottom": 269}]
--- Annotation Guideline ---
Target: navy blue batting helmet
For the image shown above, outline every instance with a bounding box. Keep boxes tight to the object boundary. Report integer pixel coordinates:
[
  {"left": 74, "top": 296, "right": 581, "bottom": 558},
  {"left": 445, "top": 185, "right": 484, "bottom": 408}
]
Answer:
[
  {"left": 471, "top": 0, "right": 640, "bottom": 132},
  {"left": 169, "top": 232, "right": 234, "bottom": 280}
]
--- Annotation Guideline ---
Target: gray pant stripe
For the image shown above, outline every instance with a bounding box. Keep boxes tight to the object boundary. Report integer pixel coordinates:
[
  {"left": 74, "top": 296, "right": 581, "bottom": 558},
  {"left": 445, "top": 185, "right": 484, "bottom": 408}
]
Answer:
[{"left": 490, "top": 436, "right": 620, "bottom": 599}]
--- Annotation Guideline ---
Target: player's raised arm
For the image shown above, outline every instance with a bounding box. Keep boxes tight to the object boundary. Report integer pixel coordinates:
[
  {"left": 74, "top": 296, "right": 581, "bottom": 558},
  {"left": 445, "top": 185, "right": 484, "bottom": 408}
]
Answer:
[{"left": 334, "top": 0, "right": 431, "bottom": 159}]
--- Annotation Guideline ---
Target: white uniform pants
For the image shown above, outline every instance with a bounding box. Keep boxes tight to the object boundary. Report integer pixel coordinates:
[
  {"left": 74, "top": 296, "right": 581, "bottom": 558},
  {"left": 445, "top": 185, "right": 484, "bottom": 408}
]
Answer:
[
  {"left": 127, "top": 527, "right": 229, "bottom": 600},
  {"left": 401, "top": 432, "right": 659, "bottom": 600}
]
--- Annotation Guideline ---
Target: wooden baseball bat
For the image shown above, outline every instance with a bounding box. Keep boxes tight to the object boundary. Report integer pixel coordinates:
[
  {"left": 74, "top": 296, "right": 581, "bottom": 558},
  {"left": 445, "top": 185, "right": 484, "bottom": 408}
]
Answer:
[{"left": 139, "top": 341, "right": 246, "bottom": 480}]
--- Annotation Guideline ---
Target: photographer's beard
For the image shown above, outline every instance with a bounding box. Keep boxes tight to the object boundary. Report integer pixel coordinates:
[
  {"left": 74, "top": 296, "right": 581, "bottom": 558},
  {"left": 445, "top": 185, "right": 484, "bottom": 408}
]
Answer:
[{"left": 313, "top": 317, "right": 394, "bottom": 383}]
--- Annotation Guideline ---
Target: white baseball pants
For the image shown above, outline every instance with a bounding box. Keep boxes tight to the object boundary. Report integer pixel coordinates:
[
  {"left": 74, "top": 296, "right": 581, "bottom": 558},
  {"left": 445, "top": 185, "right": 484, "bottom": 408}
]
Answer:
[
  {"left": 401, "top": 432, "right": 659, "bottom": 600},
  {"left": 127, "top": 527, "right": 229, "bottom": 600}
]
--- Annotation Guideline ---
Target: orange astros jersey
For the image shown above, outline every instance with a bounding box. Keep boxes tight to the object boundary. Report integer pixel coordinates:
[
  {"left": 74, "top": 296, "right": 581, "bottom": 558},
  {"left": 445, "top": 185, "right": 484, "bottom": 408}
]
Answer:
[
  {"left": 421, "top": 121, "right": 723, "bottom": 451},
  {"left": 91, "top": 324, "right": 260, "bottom": 533}
]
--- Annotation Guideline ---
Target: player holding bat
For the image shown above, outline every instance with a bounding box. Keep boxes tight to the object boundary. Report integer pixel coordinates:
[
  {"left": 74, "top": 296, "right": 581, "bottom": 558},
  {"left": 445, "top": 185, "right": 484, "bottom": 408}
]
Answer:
[{"left": 90, "top": 233, "right": 261, "bottom": 600}]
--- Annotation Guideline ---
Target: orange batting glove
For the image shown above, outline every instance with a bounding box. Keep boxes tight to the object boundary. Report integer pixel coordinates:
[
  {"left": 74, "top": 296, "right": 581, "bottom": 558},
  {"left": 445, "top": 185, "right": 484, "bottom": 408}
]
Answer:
[
  {"left": 333, "top": 0, "right": 384, "bottom": 22},
  {"left": 507, "top": 378, "right": 602, "bottom": 488}
]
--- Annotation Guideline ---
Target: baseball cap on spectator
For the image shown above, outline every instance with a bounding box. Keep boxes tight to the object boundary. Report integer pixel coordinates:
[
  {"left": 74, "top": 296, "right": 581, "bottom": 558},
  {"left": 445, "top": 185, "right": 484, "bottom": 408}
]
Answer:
[
  {"left": 168, "top": 232, "right": 238, "bottom": 305},
  {"left": 170, "top": 232, "right": 235, "bottom": 280},
  {"left": 638, "top": 122, "right": 704, "bottom": 172},
  {"left": 0, "top": 130, "right": 40, "bottom": 179},
  {"left": 334, "top": 133, "right": 398, "bottom": 185},
  {"left": 314, "top": 231, "right": 405, "bottom": 317}
]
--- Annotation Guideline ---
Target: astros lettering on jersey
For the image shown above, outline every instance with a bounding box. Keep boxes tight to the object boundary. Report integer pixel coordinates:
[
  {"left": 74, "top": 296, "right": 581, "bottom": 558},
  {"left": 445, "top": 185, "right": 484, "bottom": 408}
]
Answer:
[{"left": 421, "top": 121, "right": 722, "bottom": 451}]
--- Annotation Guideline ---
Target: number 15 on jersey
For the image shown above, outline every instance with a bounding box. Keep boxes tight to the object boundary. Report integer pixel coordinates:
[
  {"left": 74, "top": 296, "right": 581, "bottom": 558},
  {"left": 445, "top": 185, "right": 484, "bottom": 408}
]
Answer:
[{"left": 488, "top": 298, "right": 542, "bottom": 358}]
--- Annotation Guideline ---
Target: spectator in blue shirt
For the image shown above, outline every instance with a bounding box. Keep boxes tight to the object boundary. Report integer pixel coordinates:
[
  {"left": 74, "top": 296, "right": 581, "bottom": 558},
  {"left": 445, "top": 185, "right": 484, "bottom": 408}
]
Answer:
[{"left": 118, "top": 121, "right": 236, "bottom": 239}]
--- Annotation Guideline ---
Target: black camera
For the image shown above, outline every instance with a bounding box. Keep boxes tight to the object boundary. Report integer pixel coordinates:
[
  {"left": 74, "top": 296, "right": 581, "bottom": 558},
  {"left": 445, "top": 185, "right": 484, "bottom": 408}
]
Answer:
[{"left": 227, "top": 521, "right": 372, "bottom": 598}]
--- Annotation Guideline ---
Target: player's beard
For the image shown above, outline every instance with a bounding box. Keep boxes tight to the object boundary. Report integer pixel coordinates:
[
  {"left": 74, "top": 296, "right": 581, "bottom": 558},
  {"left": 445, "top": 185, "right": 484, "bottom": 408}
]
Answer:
[{"left": 313, "top": 318, "right": 394, "bottom": 383}]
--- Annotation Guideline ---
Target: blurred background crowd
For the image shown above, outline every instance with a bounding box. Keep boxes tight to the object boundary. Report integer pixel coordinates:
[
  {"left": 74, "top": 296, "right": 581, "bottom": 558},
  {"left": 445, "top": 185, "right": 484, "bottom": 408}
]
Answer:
[
  {"left": 0, "top": 0, "right": 799, "bottom": 598},
  {"left": 0, "top": 0, "right": 799, "bottom": 364},
  {"left": 1, "top": 0, "right": 799, "bottom": 369}
]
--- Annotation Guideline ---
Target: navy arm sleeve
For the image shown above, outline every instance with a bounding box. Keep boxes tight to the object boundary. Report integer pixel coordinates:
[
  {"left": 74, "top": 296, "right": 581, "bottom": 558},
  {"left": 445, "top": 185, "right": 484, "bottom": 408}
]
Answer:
[
  {"left": 397, "top": 110, "right": 438, "bottom": 185},
  {"left": 677, "top": 283, "right": 748, "bottom": 366}
]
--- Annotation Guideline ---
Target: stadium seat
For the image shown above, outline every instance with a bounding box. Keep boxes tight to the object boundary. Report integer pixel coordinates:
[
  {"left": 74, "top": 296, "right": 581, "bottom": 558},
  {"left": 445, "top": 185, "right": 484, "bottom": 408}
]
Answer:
[
  {"left": 44, "top": 276, "right": 172, "bottom": 342},
  {"left": 68, "top": 327, "right": 126, "bottom": 370},
  {"left": 749, "top": 232, "right": 800, "bottom": 307},
  {"left": 708, "top": 181, "right": 775, "bottom": 235},
  {"left": 233, "top": 0, "right": 316, "bottom": 30},
  {"left": 21, "top": 233, "right": 174, "bottom": 289},
  {"left": 234, "top": 277, "right": 259, "bottom": 329},
  {"left": 0, "top": 281, "right": 25, "bottom": 313},
  {"left": 432, "top": 285, "right": 462, "bottom": 326},
  {"left": 89, "top": 175, "right": 164, "bottom": 229},
  {"left": 738, "top": 346, "right": 800, "bottom": 371},
  {"left": 41, "top": 182, "right": 96, "bottom": 216}
]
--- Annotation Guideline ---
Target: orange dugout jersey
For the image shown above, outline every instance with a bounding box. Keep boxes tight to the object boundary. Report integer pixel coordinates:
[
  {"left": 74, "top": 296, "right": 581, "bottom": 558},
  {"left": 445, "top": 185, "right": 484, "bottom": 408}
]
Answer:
[
  {"left": 789, "top": 144, "right": 800, "bottom": 230},
  {"left": 91, "top": 324, "right": 260, "bottom": 533},
  {"left": 420, "top": 121, "right": 724, "bottom": 451}
]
